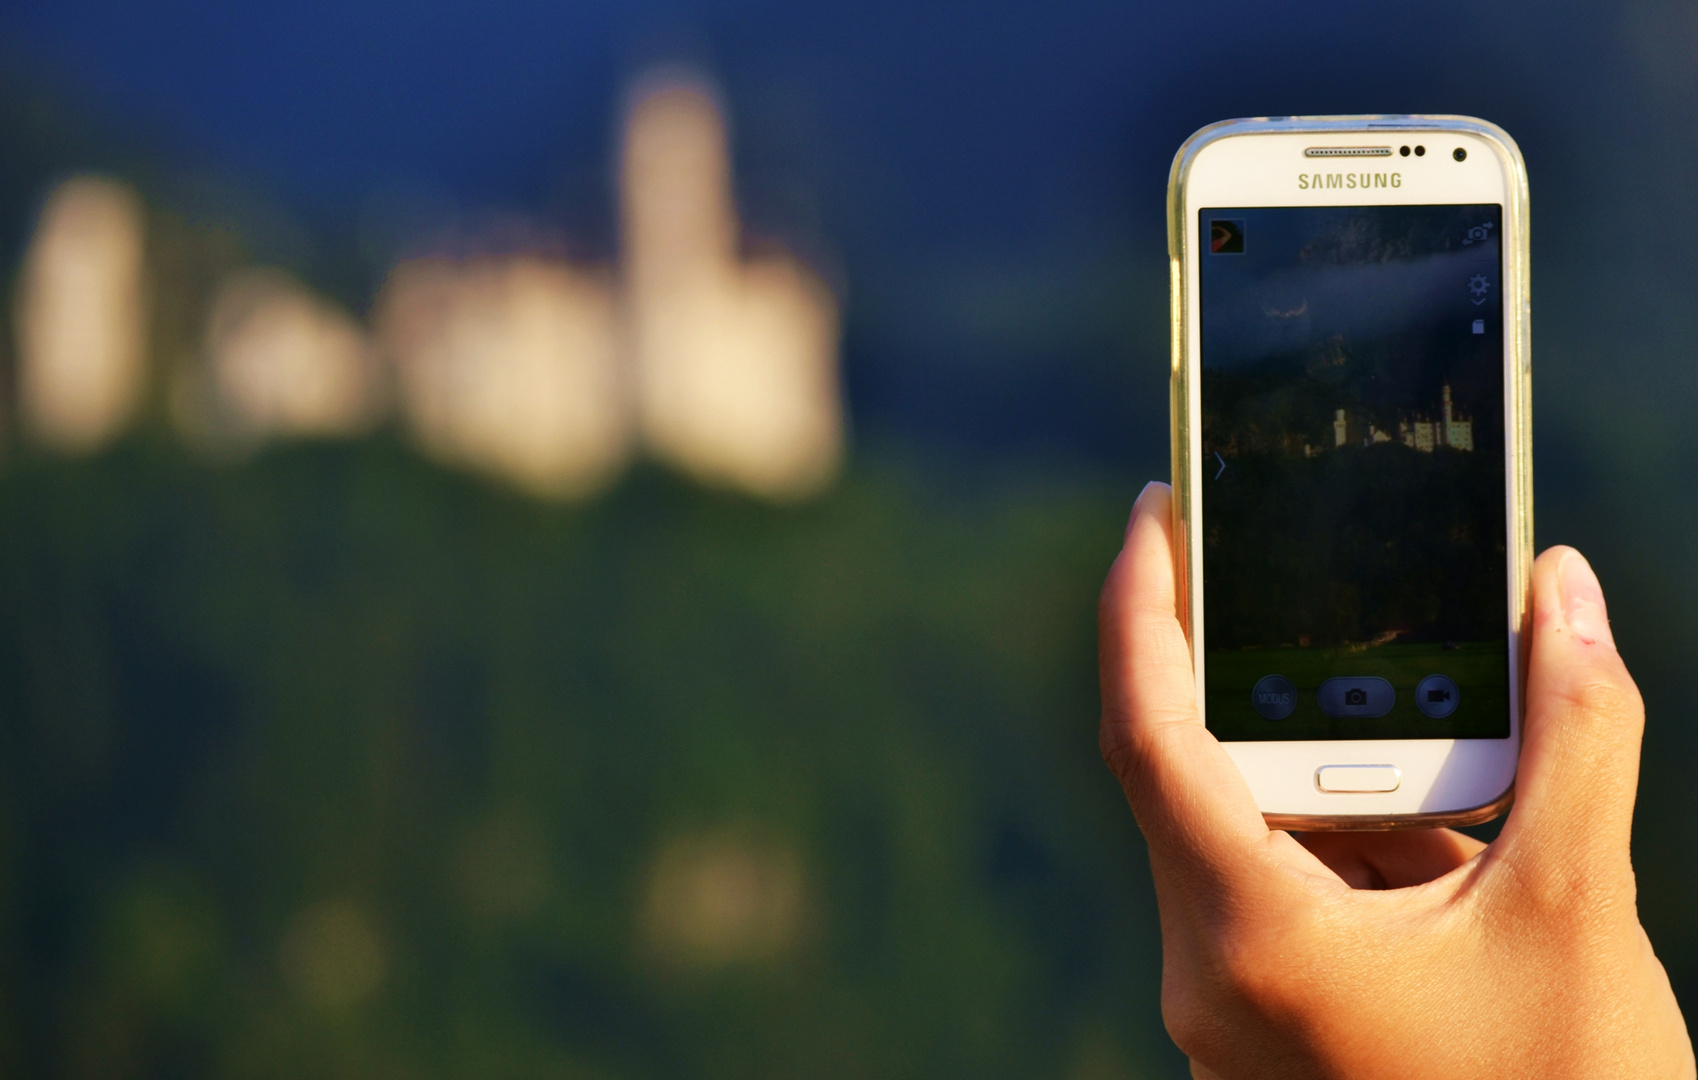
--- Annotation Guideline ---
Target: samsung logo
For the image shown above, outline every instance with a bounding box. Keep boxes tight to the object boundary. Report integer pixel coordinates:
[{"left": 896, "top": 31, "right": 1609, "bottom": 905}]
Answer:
[{"left": 1298, "top": 172, "right": 1402, "bottom": 190}]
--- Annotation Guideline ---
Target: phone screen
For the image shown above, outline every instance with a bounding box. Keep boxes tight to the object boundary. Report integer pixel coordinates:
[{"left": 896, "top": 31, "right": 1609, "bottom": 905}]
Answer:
[{"left": 1198, "top": 204, "right": 1508, "bottom": 742}]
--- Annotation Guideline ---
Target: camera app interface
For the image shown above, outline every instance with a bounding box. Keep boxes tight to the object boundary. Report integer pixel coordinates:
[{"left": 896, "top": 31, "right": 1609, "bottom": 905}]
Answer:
[{"left": 1199, "top": 204, "right": 1509, "bottom": 741}]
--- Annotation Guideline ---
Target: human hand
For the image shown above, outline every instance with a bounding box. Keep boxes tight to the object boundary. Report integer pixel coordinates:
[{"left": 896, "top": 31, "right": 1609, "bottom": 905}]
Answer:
[{"left": 1098, "top": 482, "right": 1694, "bottom": 1079}]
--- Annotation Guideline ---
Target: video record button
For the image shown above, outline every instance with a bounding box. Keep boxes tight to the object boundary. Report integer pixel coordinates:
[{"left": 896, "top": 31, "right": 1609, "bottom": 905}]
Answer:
[
  {"left": 1316, "top": 676, "right": 1395, "bottom": 718},
  {"left": 1250, "top": 675, "right": 1297, "bottom": 720},
  {"left": 1415, "top": 674, "right": 1460, "bottom": 719}
]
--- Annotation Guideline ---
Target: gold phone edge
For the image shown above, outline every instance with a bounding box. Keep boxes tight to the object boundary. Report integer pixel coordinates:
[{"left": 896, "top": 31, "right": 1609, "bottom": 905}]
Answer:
[
  {"left": 1166, "top": 116, "right": 1533, "bottom": 832},
  {"left": 1265, "top": 788, "right": 1515, "bottom": 834}
]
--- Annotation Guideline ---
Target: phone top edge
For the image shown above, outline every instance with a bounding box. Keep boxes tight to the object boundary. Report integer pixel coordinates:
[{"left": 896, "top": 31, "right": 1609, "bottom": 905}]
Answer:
[{"left": 1169, "top": 118, "right": 1528, "bottom": 262}]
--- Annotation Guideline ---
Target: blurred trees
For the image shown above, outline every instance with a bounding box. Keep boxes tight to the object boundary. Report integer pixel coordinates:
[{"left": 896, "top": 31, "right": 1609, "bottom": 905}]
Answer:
[{"left": 0, "top": 441, "right": 1175, "bottom": 1078}]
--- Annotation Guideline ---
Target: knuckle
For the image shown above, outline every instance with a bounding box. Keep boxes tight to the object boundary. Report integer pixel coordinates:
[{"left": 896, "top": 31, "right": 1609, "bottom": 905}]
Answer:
[
  {"left": 1158, "top": 916, "right": 1321, "bottom": 1060},
  {"left": 1100, "top": 726, "right": 1164, "bottom": 812},
  {"left": 1098, "top": 722, "right": 1137, "bottom": 782},
  {"left": 1159, "top": 977, "right": 1216, "bottom": 1058},
  {"left": 1559, "top": 669, "right": 1642, "bottom": 723},
  {"left": 1201, "top": 896, "right": 1318, "bottom": 1015},
  {"left": 1099, "top": 705, "right": 1189, "bottom": 793},
  {"left": 1501, "top": 841, "right": 1636, "bottom": 923},
  {"left": 1208, "top": 929, "right": 1289, "bottom": 1012},
  {"left": 1490, "top": 851, "right": 1633, "bottom": 948}
]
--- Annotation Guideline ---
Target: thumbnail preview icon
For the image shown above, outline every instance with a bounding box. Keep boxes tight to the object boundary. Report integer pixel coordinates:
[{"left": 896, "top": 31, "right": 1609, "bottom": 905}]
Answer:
[{"left": 1210, "top": 219, "right": 1245, "bottom": 254}]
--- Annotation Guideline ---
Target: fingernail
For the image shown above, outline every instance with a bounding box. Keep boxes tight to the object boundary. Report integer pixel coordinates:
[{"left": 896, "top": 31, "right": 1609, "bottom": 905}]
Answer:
[{"left": 1559, "top": 550, "right": 1614, "bottom": 649}]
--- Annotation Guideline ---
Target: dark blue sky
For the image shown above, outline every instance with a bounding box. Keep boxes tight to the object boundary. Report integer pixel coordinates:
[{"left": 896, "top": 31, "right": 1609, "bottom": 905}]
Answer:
[
  {"left": 0, "top": 0, "right": 1692, "bottom": 465},
  {"left": 0, "top": 0, "right": 1630, "bottom": 237}
]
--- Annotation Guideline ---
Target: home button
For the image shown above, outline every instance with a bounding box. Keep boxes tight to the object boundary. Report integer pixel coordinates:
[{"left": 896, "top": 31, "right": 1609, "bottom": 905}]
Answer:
[{"left": 1315, "top": 764, "right": 1401, "bottom": 793}]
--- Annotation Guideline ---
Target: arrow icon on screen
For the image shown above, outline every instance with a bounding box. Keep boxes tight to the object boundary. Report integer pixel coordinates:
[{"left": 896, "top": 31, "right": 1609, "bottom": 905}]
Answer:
[{"left": 1214, "top": 452, "right": 1227, "bottom": 480}]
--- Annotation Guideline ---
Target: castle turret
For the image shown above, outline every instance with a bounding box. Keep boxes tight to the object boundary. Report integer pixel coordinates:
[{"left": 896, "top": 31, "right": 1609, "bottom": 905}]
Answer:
[
  {"left": 1440, "top": 382, "right": 1474, "bottom": 451},
  {"left": 622, "top": 72, "right": 843, "bottom": 499}
]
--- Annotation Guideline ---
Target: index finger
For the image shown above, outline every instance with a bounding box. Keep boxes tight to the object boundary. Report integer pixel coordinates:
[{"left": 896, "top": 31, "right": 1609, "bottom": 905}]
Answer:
[{"left": 1099, "top": 483, "right": 1271, "bottom": 876}]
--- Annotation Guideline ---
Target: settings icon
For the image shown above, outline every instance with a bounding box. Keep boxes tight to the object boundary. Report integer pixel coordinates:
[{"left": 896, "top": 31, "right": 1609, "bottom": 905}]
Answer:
[{"left": 1467, "top": 274, "right": 1491, "bottom": 305}]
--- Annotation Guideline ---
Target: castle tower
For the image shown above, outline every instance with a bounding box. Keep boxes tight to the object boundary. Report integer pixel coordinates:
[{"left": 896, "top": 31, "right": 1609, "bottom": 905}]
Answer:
[
  {"left": 1333, "top": 408, "right": 1348, "bottom": 448},
  {"left": 1440, "top": 382, "right": 1474, "bottom": 451},
  {"left": 14, "top": 177, "right": 149, "bottom": 452},
  {"left": 622, "top": 74, "right": 737, "bottom": 302},
  {"left": 621, "top": 71, "right": 843, "bottom": 499}
]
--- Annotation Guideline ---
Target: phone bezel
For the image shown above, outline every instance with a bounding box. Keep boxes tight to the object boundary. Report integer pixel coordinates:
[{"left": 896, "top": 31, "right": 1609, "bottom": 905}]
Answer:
[{"left": 1168, "top": 117, "right": 1532, "bottom": 829}]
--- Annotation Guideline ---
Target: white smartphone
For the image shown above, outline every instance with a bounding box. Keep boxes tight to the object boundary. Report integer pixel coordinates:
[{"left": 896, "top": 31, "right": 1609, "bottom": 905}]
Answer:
[{"left": 1168, "top": 116, "right": 1531, "bottom": 829}]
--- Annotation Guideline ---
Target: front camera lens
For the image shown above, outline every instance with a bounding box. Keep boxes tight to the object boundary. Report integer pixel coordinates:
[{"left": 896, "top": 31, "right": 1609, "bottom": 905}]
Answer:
[
  {"left": 1414, "top": 145, "right": 1426, "bottom": 156},
  {"left": 1453, "top": 147, "right": 1467, "bottom": 161},
  {"left": 1399, "top": 145, "right": 1410, "bottom": 157}
]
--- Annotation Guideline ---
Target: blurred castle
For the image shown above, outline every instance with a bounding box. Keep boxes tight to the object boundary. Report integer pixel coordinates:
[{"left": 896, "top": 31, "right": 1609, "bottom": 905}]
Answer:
[
  {"left": 9, "top": 69, "right": 842, "bottom": 502},
  {"left": 204, "top": 268, "right": 386, "bottom": 441},
  {"left": 375, "top": 256, "right": 626, "bottom": 498},
  {"left": 1329, "top": 383, "right": 1474, "bottom": 454},
  {"left": 622, "top": 74, "right": 841, "bottom": 499}
]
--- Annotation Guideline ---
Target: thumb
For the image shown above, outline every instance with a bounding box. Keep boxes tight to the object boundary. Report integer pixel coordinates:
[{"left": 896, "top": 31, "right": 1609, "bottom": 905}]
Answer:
[
  {"left": 1499, "top": 546, "right": 1644, "bottom": 885},
  {"left": 1098, "top": 482, "right": 1268, "bottom": 876}
]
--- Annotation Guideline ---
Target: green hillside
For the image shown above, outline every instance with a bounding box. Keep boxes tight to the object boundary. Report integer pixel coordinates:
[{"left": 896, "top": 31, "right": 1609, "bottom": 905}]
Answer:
[{"left": 0, "top": 438, "right": 1178, "bottom": 1078}]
